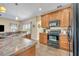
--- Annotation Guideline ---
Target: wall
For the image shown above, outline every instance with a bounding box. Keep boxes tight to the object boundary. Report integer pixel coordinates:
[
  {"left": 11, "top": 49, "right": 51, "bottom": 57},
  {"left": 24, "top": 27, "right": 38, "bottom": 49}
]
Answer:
[
  {"left": 36, "top": 16, "right": 43, "bottom": 40},
  {"left": 21, "top": 16, "right": 43, "bottom": 40},
  {"left": 0, "top": 17, "right": 20, "bottom": 32},
  {"left": 21, "top": 17, "right": 37, "bottom": 40}
]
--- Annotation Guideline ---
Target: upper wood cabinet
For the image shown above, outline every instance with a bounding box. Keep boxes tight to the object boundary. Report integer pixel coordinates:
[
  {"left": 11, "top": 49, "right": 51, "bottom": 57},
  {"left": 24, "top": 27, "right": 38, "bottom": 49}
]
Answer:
[
  {"left": 60, "top": 8, "right": 70, "bottom": 27},
  {"left": 41, "top": 7, "right": 71, "bottom": 28},
  {"left": 41, "top": 14, "right": 50, "bottom": 28}
]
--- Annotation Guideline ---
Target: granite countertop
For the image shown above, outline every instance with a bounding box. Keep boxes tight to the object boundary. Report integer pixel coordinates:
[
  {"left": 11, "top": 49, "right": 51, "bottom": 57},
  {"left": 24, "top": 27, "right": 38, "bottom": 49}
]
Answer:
[{"left": 0, "top": 33, "right": 36, "bottom": 56}]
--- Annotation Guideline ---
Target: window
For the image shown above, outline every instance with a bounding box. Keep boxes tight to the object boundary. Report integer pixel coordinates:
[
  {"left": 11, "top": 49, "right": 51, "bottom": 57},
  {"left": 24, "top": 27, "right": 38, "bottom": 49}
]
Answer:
[
  {"left": 22, "top": 23, "right": 31, "bottom": 34},
  {"left": 10, "top": 24, "right": 18, "bottom": 32}
]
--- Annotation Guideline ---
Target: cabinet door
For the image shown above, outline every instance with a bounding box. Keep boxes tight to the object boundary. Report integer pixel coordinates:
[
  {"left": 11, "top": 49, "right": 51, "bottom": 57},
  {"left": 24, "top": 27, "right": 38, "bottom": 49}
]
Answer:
[
  {"left": 39, "top": 33, "right": 43, "bottom": 44},
  {"left": 39, "top": 33, "right": 48, "bottom": 45},
  {"left": 26, "top": 34, "right": 31, "bottom": 39},
  {"left": 41, "top": 14, "right": 49, "bottom": 28},
  {"left": 59, "top": 36, "right": 69, "bottom": 50},
  {"left": 41, "top": 15, "right": 46, "bottom": 28},
  {"left": 45, "top": 14, "right": 49, "bottom": 28},
  {"left": 43, "top": 33, "right": 48, "bottom": 44},
  {"left": 61, "top": 8, "right": 70, "bottom": 27}
]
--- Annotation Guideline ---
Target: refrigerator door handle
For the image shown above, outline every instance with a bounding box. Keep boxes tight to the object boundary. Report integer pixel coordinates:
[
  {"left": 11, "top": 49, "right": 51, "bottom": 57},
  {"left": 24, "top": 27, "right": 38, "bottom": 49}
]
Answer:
[{"left": 67, "top": 26, "right": 72, "bottom": 41}]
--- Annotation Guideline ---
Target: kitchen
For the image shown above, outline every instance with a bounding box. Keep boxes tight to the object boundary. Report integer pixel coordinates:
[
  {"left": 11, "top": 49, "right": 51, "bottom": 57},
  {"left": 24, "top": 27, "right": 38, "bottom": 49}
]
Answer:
[
  {"left": 0, "top": 3, "right": 73, "bottom": 56},
  {"left": 39, "top": 4, "right": 73, "bottom": 55}
]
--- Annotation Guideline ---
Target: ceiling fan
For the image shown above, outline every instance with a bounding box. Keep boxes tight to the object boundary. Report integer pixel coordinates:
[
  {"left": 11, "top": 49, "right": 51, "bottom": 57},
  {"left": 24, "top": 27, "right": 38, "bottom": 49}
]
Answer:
[
  {"left": 0, "top": 6, "right": 6, "bottom": 13},
  {"left": 0, "top": 3, "right": 18, "bottom": 13}
]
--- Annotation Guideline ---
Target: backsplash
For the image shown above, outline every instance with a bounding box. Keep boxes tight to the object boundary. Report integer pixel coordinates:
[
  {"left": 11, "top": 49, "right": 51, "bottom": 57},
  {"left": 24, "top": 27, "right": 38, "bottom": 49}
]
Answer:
[{"left": 41, "top": 27, "right": 68, "bottom": 36}]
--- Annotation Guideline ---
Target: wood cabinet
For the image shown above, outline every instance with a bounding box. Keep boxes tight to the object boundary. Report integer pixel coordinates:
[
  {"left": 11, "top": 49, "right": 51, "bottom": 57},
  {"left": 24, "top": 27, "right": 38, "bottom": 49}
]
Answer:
[
  {"left": 39, "top": 33, "right": 48, "bottom": 45},
  {"left": 15, "top": 45, "right": 36, "bottom": 56},
  {"left": 59, "top": 35, "right": 73, "bottom": 51},
  {"left": 24, "top": 34, "right": 31, "bottom": 39},
  {"left": 41, "top": 7, "right": 72, "bottom": 50},
  {"left": 41, "top": 7, "right": 71, "bottom": 28},
  {"left": 59, "top": 35, "right": 69, "bottom": 50},
  {"left": 41, "top": 14, "right": 50, "bottom": 28},
  {"left": 60, "top": 8, "right": 70, "bottom": 27}
]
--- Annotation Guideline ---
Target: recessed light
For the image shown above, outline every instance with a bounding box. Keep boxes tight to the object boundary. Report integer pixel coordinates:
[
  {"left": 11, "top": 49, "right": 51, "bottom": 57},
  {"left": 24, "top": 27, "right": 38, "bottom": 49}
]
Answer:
[
  {"left": 38, "top": 8, "right": 42, "bottom": 11},
  {"left": 16, "top": 17, "right": 19, "bottom": 20}
]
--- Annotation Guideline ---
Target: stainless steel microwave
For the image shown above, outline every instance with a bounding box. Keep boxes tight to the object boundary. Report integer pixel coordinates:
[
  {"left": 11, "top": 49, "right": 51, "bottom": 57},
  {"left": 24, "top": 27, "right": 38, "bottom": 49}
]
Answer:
[{"left": 49, "top": 20, "right": 60, "bottom": 27}]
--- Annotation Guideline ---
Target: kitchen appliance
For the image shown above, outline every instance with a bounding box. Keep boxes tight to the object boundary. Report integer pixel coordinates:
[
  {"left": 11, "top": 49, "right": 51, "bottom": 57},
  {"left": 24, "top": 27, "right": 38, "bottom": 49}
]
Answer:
[
  {"left": 49, "top": 20, "right": 60, "bottom": 27},
  {"left": 48, "top": 30, "right": 61, "bottom": 48}
]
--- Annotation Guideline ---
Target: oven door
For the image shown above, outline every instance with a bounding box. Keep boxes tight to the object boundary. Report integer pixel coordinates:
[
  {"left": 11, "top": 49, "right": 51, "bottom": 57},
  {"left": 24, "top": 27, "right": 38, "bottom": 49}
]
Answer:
[{"left": 48, "top": 35, "right": 59, "bottom": 48}]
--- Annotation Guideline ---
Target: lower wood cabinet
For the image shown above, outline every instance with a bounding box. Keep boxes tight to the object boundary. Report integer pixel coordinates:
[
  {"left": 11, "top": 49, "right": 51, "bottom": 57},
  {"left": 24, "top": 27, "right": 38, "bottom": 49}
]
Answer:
[
  {"left": 24, "top": 34, "right": 31, "bottom": 39},
  {"left": 59, "top": 35, "right": 69, "bottom": 50},
  {"left": 15, "top": 45, "right": 36, "bottom": 56},
  {"left": 39, "top": 33, "right": 72, "bottom": 51},
  {"left": 39, "top": 33, "right": 48, "bottom": 45}
]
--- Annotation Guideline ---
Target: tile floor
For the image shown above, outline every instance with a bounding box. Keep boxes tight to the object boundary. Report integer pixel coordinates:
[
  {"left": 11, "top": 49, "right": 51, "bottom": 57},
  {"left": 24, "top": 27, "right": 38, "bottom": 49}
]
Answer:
[{"left": 36, "top": 43, "right": 73, "bottom": 56}]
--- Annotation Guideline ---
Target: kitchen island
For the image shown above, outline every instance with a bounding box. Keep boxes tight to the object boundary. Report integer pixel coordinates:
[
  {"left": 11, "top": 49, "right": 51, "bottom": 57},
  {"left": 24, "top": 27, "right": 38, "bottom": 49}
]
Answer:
[{"left": 0, "top": 33, "right": 37, "bottom": 56}]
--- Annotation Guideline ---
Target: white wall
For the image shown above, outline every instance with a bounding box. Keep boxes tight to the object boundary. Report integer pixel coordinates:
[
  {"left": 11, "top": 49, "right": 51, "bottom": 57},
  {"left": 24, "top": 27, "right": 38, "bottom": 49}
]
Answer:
[
  {"left": 21, "top": 16, "right": 43, "bottom": 40},
  {"left": 36, "top": 16, "right": 43, "bottom": 40},
  {"left": 21, "top": 17, "right": 37, "bottom": 40},
  {"left": 0, "top": 17, "right": 20, "bottom": 32}
]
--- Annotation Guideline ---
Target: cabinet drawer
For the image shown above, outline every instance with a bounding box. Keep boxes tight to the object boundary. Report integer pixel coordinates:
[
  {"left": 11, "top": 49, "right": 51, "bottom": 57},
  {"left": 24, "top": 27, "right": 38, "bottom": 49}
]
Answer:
[
  {"left": 60, "top": 40, "right": 68, "bottom": 44},
  {"left": 60, "top": 41, "right": 68, "bottom": 46},
  {"left": 60, "top": 36, "right": 68, "bottom": 40},
  {"left": 60, "top": 44, "right": 69, "bottom": 50}
]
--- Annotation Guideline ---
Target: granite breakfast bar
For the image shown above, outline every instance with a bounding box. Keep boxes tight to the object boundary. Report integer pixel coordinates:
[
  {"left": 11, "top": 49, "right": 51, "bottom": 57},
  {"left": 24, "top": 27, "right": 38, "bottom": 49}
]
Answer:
[
  {"left": 0, "top": 33, "right": 37, "bottom": 56},
  {"left": 15, "top": 39, "right": 36, "bottom": 56}
]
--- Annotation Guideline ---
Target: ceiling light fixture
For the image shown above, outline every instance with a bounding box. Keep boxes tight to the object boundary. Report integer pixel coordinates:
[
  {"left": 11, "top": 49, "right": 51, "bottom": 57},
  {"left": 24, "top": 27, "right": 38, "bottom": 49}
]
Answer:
[
  {"left": 38, "top": 8, "right": 42, "bottom": 11},
  {"left": 0, "top": 6, "right": 6, "bottom": 13}
]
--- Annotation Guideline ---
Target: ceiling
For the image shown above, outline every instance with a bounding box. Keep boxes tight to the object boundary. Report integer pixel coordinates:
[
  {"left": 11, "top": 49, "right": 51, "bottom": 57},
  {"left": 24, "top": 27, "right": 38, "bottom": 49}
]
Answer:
[{"left": 0, "top": 3, "right": 69, "bottom": 21}]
